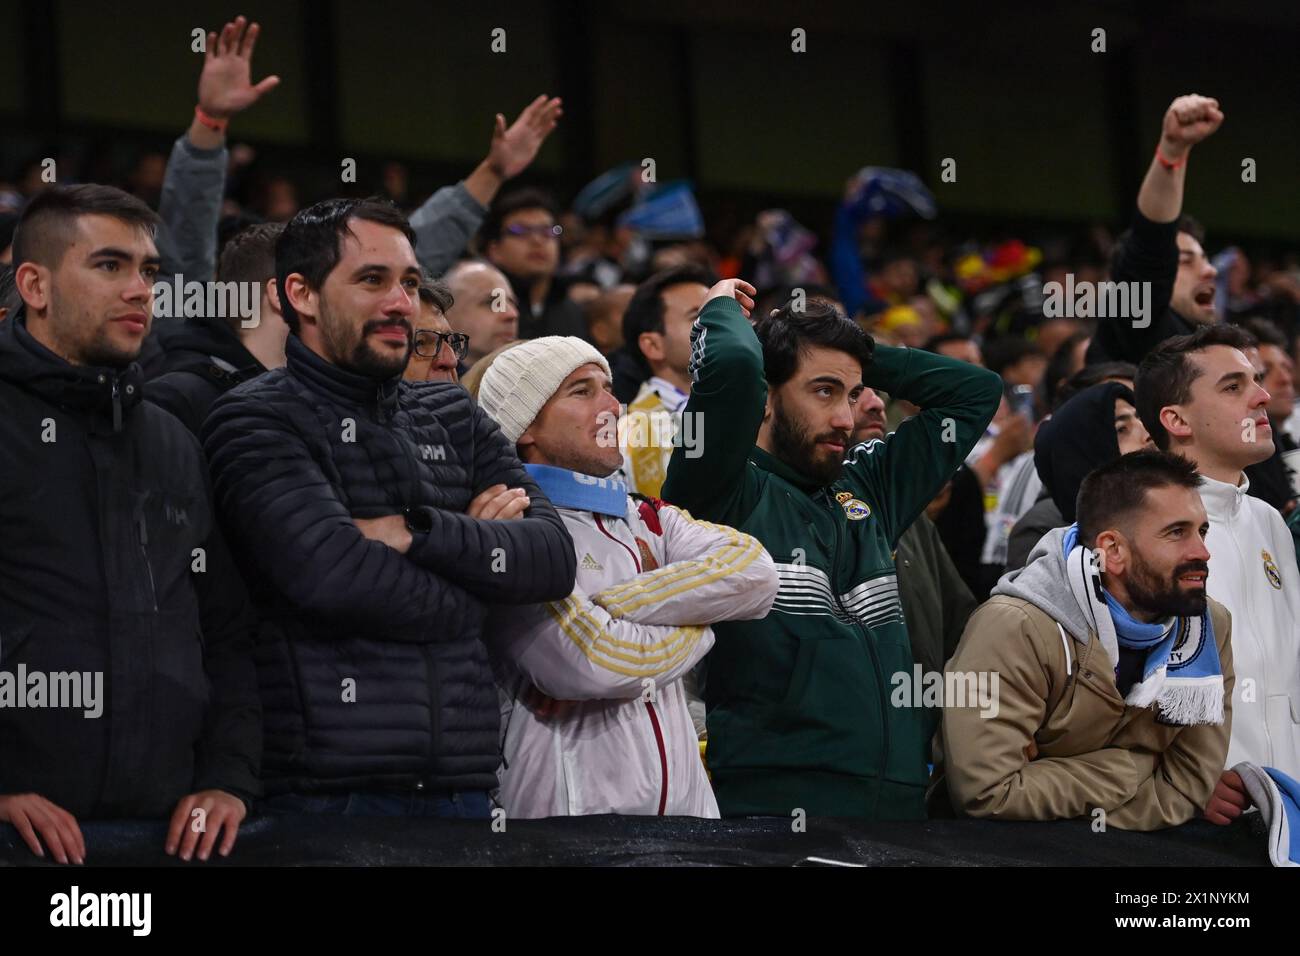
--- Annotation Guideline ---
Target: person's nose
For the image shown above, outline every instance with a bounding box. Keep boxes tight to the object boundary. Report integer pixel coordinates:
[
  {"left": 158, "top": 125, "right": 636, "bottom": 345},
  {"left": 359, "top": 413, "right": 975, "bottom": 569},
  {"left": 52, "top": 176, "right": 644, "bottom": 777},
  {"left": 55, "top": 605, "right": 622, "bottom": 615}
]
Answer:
[
  {"left": 831, "top": 402, "right": 855, "bottom": 434},
  {"left": 435, "top": 341, "right": 458, "bottom": 370},
  {"left": 1203, "top": 259, "right": 1218, "bottom": 281},
  {"left": 125, "top": 267, "right": 153, "bottom": 306},
  {"left": 1189, "top": 534, "right": 1211, "bottom": 564},
  {"left": 383, "top": 282, "right": 416, "bottom": 318},
  {"left": 1252, "top": 382, "right": 1272, "bottom": 410}
]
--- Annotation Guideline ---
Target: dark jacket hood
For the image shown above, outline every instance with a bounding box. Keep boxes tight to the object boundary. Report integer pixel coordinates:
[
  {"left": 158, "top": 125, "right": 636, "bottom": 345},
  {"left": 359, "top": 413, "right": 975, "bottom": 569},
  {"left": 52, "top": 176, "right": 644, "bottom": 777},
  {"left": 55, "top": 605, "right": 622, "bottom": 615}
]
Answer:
[{"left": 1034, "top": 381, "right": 1133, "bottom": 523}]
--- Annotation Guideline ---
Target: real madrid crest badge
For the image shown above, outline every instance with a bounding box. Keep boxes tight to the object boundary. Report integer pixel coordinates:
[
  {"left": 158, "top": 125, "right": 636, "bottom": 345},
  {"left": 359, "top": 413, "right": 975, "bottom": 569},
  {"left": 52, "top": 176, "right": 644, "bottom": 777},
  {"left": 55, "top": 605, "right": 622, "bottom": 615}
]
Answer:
[
  {"left": 1262, "top": 550, "right": 1282, "bottom": 590},
  {"left": 835, "top": 490, "right": 871, "bottom": 521}
]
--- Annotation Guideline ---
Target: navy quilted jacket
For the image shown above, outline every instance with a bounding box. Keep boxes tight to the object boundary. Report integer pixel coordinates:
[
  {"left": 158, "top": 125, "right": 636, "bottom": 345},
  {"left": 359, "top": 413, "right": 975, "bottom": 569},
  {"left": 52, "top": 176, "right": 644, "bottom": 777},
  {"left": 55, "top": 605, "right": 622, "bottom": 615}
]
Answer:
[{"left": 203, "top": 335, "right": 576, "bottom": 795}]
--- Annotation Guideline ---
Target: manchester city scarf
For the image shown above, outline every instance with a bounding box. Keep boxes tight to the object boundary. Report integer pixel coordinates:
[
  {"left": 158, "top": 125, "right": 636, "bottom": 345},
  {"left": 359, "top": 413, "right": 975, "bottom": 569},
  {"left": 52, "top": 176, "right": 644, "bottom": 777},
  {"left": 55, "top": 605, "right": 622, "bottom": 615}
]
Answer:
[
  {"left": 1062, "top": 524, "right": 1224, "bottom": 725},
  {"left": 524, "top": 463, "right": 628, "bottom": 517}
]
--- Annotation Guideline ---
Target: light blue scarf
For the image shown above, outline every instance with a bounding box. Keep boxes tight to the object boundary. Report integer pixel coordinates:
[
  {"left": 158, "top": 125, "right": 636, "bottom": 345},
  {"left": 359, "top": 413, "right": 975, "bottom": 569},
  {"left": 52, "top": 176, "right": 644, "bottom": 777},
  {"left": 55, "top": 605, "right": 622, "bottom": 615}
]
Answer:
[
  {"left": 1062, "top": 524, "right": 1224, "bottom": 725},
  {"left": 524, "top": 463, "right": 628, "bottom": 517}
]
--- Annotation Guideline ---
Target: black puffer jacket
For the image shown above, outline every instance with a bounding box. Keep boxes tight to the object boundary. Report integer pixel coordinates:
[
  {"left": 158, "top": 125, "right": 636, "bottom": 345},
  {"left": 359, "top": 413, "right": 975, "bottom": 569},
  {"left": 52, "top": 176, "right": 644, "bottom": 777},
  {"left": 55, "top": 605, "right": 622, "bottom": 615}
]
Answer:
[
  {"left": 146, "top": 316, "right": 264, "bottom": 435},
  {"left": 202, "top": 335, "right": 577, "bottom": 796},
  {"left": 0, "top": 311, "right": 261, "bottom": 818}
]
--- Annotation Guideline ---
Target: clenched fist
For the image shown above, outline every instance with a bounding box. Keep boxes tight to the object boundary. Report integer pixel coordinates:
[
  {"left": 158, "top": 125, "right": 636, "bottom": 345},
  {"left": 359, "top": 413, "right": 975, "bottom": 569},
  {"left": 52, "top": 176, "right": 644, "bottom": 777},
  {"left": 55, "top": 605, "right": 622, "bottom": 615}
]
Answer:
[{"left": 1160, "top": 94, "right": 1224, "bottom": 160}]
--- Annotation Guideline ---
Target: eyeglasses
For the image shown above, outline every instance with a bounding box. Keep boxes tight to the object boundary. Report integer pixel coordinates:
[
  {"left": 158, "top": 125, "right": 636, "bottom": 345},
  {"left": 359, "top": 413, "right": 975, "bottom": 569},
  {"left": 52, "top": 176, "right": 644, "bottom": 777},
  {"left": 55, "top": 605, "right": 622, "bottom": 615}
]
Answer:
[
  {"left": 503, "top": 222, "right": 563, "bottom": 240},
  {"left": 413, "top": 330, "right": 470, "bottom": 360}
]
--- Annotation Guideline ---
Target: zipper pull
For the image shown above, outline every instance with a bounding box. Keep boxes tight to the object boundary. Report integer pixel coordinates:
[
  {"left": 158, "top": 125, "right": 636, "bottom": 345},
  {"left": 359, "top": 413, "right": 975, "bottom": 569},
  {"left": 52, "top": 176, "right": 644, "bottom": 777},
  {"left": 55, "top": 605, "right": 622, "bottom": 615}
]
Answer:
[
  {"left": 111, "top": 376, "right": 122, "bottom": 432},
  {"left": 137, "top": 512, "right": 148, "bottom": 546}
]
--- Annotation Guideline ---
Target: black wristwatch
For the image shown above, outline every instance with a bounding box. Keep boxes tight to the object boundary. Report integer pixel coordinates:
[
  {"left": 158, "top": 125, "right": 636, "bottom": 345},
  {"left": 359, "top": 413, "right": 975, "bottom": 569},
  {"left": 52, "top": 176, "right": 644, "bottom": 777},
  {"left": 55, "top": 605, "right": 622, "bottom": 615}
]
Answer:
[{"left": 403, "top": 506, "right": 432, "bottom": 534}]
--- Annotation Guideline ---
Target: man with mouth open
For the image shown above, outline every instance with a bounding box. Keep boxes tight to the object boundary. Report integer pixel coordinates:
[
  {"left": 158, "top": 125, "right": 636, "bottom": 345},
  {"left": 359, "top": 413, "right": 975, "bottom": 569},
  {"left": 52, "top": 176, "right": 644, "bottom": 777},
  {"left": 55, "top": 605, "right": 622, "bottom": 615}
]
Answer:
[
  {"left": 934, "top": 450, "right": 1235, "bottom": 831},
  {"left": 661, "top": 281, "right": 1002, "bottom": 818},
  {"left": 1087, "top": 93, "right": 1223, "bottom": 366},
  {"left": 203, "top": 198, "right": 576, "bottom": 818},
  {"left": 1136, "top": 323, "right": 1300, "bottom": 811}
]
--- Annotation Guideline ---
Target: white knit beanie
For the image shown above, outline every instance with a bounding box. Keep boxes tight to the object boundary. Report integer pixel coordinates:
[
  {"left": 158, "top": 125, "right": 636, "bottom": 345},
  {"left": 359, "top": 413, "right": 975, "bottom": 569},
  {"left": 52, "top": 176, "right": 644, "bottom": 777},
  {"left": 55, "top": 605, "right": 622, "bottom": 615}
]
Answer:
[{"left": 477, "top": 336, "right": 612, "bottom": 444}]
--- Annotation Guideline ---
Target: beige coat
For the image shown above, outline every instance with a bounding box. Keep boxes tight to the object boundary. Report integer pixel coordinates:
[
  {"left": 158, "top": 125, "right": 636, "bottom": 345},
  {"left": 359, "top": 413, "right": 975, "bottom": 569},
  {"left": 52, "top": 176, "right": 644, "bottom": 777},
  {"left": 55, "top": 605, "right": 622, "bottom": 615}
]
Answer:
[{"left": 931, "top": 595, "right": 1234, "bottom": 831}]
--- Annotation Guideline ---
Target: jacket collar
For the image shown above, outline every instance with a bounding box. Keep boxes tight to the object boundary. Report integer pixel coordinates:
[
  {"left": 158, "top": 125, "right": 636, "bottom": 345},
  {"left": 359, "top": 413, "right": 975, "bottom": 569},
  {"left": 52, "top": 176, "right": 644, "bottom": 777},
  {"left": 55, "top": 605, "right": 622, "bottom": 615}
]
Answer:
[
  {"left": 0, "top": 308, "right": 143, "bottom": 432},
  {"left": 750, "top": 445, "right": 826, "bottom": 493},
  {"left": 285, "top": 334, "right": 400, "bottom": 412},
  {"left": 1198, "top": 471, "right": 1250, "bottom": 521}
]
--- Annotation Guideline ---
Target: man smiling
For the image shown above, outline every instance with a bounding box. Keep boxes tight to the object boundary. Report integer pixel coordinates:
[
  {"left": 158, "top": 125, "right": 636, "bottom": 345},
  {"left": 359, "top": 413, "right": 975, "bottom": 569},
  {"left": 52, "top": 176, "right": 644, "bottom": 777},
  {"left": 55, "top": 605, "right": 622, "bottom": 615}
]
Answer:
[
  {"left": 203, "top": 198, "right": 575, "bottom": 817},
  {"left": 1136, "top": 324, "right": 1300, "bottom": 804}
]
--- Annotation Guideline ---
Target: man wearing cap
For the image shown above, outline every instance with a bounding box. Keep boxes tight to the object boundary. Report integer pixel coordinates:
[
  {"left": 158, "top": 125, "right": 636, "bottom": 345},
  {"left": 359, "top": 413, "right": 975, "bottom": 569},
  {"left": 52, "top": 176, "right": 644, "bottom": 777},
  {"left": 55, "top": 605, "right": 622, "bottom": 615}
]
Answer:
[{"left": 475, "top": 336, "right": 779, "bottom": 817}]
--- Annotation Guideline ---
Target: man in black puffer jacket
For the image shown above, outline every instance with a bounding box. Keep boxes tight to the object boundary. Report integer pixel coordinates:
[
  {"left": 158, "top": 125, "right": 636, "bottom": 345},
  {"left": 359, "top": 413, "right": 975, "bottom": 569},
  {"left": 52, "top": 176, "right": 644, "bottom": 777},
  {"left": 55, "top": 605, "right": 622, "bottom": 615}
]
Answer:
[
  {"left": 203, "top": 198, "right": 576, "bottom": 818},
  {"left": 0, "top": 185, "right": 261, "bottom": 864}
]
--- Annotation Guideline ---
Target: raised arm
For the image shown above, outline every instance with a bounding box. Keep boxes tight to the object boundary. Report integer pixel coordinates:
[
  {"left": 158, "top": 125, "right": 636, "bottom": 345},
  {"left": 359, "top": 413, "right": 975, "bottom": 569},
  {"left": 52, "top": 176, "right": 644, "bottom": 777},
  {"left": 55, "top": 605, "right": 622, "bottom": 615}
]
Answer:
[
  {"left": 843, "top": 345, "right": 1002, "bottom": 547},
  {"left": 159, "top": 15, "right": 280, "bottom": 282},
  {"left": 660, "top": 280, "right": 761, "bottom": 524},
  {"left": 411, "top": 95, "right": 562, "bottom": 277}
]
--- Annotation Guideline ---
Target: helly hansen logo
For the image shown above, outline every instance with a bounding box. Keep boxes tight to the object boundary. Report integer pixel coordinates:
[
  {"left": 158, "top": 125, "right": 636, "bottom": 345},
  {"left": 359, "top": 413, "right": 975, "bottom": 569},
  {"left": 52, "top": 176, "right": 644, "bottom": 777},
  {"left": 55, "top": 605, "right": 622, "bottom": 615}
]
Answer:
[
  {"left": 420, "top": 444, "right": 446, "bottom": 461},
  {"left": 163, "top": 503, "right": 190, "bottom": 526}
]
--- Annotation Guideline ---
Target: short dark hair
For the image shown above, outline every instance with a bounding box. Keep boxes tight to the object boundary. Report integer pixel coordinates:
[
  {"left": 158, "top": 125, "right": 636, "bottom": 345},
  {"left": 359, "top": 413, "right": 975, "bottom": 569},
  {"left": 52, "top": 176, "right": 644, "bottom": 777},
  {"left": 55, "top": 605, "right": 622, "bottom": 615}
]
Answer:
[
  {"left": 622, "top": 264, "right": 716, "bottom": 374},
  {"left": 1135, "top": 324, "right": 1257, "bottom": 450},
  {"left": 1040, "top": 329, "right": 1093, "bottom": 410},
  {"left": 1177, "top": 214, "right": 1205, "bottom": 245},
  {"left": 1076, "top": 449, "right": 1203, "bottom": 546},
  {"left": 922, "top": 332, "right": 973, "bottom": 354},
  {"left": 753, "top": 299, "right": 875, "bottom": 388},
  {"left": 1237, "top": 316, "right": 1287, "bottom": 351},
  {"left": 418, "top": 275, "right": 454, "bottom": 313},
  {"left": 12, "top": 184, "right": 160, "bottom": 269},
  {"left": 1054, "top": 360, "right": 1139, "bottom": 408},
  {"left": 0, "top": 262, "right": 17, "bottom": 316},
  {"left": 984, "top": 337, "right": 1044, "bottom": 378},
  {"left": 275, "top": 197, "right": 416, "bottom": 336},
  {"left": 218, "top": 221, "right": 284, "bottom": 286},
  {"left": 479, "top": 188, "right": 560, "bottom": 246}
]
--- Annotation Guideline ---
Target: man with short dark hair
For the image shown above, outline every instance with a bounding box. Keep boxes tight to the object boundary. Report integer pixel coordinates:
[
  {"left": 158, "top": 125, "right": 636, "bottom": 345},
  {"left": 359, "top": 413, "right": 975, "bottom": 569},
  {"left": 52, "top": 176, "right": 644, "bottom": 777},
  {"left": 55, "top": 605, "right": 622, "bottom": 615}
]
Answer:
[
  {"left": 1239, "top": 317, "right": 1299, "bottom": 514},
  {"left": 203, "top": 197, "right": 576, "bottom": 817},
  {"left": 0, "top": 184, "right": 260, "bottom": 862},
  {"left": 662, "top": 281, "right": 1002, "bottom": 817},
  {"left": 147, "top": 222, "right": 288, "bottom": 433},
  {"left": 618, "top": 264, "right": 715, "bottom": 497},
  {"left": 1087, "top": 94, "right": 1224, "bottom": 365},
  {"left": 480, "top": 188, "right": 587, "bottom": 340},
  {"left": 1135, "top": 324, "right": 1300, "bottom": 785},
  {"left": 935, "top": 451, "right": 1235, "bottom": 830}
]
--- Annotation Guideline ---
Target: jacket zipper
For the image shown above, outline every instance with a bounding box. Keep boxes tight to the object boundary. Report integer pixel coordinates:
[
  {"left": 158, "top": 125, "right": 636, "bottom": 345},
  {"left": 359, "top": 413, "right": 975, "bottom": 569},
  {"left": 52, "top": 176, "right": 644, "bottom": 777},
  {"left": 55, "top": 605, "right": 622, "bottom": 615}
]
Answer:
[
  {"left": 136, "top": 512, "right": 158, "bottom": 613},
  {"left": 111, "top": 376, "right": 123, "bottom": 432},
  {"left": 644, "top": 699, "right": 669, "bottom": 815},
  {"left": 1228, "top": 513, "right": 1273, "bottom": 760},
  {"left": 825, "top": 489, "right": 889, "bottom": 813}
]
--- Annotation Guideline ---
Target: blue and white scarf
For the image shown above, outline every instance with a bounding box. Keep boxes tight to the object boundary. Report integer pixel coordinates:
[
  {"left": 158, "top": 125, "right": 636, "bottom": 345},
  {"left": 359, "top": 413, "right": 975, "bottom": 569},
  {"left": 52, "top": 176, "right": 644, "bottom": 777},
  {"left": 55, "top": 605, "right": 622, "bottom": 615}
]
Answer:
[
  {"left": 1062, "top": 524, "right": 1224, "bottom": 725},
  {"left": 524, "top": 463, "right": 628, "bottom": 517}
]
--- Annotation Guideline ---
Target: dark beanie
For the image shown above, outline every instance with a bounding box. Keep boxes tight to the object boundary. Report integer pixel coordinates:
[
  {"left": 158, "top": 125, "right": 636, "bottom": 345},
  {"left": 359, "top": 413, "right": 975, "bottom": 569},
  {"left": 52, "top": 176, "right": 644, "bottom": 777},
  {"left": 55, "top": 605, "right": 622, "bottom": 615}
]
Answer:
[{"left": 1034, "top": 381, "right": 1135, "bottom": 523}]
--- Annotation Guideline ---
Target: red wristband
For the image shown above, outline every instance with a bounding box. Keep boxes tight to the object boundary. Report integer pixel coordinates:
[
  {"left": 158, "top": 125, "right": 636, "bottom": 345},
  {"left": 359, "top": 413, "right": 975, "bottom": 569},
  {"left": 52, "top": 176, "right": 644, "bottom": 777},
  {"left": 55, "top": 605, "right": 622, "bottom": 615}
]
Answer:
[
  {"left": 1155, "top": 144, "right": 1185, "bottom": 170},
  {"left": 194, "top": 104, "right": 229, "bottom": 133}
]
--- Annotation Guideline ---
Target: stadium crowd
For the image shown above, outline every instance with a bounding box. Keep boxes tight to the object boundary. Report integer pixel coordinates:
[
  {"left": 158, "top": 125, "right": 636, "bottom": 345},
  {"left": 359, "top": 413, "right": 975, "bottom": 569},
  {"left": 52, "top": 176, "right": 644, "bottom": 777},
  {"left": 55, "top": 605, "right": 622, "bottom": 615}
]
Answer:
[{"left": 1, "top": 16, "right": 1299, "bottom": 864}]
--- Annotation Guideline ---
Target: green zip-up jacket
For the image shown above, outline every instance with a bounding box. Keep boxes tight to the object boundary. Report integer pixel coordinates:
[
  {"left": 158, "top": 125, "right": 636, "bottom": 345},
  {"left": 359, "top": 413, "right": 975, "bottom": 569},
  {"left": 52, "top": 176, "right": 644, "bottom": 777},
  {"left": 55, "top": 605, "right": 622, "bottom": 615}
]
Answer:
[{"left": 662, "top": 297, "right": 1002, "bottom": 818}]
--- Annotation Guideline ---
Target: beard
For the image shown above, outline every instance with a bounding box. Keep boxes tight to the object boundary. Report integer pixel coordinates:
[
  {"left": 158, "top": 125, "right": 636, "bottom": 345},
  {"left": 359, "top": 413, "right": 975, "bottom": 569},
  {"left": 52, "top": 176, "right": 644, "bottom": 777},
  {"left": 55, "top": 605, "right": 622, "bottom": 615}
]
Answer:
[
  {"left": 321, "top": 303, "right": 411, "bottom": 380},
  {"left": 770, "top": 393, "right": 851, "bottom": 486},
  {"left": 1126, "top": 551, "right": 1209, "bottom": 619}
]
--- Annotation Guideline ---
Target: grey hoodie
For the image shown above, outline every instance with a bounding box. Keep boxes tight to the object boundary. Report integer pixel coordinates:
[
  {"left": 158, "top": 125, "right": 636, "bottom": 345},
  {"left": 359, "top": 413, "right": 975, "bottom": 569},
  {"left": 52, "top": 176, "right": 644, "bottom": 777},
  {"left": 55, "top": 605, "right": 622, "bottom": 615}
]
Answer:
[{"left": 991, "top": 525, "right": 1095, "bottom": 646}]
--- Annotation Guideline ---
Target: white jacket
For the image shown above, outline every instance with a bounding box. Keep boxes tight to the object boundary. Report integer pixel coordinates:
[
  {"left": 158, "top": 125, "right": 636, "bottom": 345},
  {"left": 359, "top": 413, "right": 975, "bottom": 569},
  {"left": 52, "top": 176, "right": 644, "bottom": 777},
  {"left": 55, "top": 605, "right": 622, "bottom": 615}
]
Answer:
[
  {"left": 1201, "top": 474, "right": 1300, "bottom": 779},
  {"left": 488, "top": 496, "right": 778, "bottom": 818}
]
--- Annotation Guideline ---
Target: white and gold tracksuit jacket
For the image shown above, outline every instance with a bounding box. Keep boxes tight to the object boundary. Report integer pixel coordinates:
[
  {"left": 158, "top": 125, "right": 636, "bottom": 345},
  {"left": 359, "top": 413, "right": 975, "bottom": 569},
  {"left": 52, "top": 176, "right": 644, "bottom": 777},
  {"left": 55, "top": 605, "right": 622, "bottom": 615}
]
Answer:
[{"left": 487, "top": 490, "right": 778, "bottom": 818}]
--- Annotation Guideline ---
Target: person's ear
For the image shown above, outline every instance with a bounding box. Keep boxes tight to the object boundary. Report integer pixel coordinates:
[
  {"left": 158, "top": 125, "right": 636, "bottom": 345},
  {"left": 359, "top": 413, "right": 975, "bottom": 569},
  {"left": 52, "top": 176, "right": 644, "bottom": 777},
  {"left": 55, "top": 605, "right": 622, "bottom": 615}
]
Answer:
[
  {"left": 762, "top": 390, "right": 775, "bottom": 426},
  {"left": 1159, "top": 404, "right": 1192, "bottom": 443},
  {"left": 1093, "top": 529, "right": 1127, "bottom": 576},
  {"left": 14, "top": 262, "right": 51, "bottom": 313},
  {"left": 283, "top": 273, "right": 317, "bottom": 326},
  {"left": 638, "top": 330, "right": 666, "bottom": 365},
  {"left": 264, "top": 277, "right": 283, "bottom": 317}
]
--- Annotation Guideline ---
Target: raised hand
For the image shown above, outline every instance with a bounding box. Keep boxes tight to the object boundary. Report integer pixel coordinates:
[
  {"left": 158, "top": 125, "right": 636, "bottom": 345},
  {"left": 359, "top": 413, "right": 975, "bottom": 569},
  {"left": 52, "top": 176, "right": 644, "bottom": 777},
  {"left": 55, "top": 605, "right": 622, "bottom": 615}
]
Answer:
[
  {"left": 486, "top": 95, "right": 564, "bottom": 181},
  {"left": 198, "top": 15, "right": 281, "bottom": 120},
  {"left": 1160, "top": 94, "right": 1224, "bottom": 160}
]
